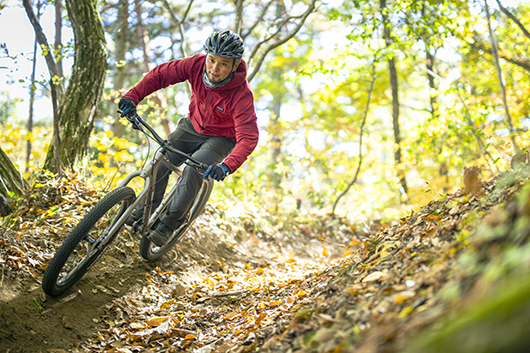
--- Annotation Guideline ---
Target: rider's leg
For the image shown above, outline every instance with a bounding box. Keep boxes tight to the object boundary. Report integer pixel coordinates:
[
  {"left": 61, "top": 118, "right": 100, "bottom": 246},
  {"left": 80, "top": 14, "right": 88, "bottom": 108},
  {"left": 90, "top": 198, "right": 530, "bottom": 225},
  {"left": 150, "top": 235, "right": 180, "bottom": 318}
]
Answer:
[
  {"left": 160, "top": 149, "right": 226, "bottom": 230},
  {"left": 159, "top": 136, "right": 235, "bottom": 230},
  {"left": 148, "top": 120, "right": 235, "bottom": 246}
]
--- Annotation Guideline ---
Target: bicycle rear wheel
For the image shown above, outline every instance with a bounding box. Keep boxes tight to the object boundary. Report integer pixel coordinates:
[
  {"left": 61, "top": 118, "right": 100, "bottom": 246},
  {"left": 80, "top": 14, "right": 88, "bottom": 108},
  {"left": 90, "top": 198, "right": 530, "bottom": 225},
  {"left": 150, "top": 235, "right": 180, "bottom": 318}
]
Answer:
[
  {"left": 139, "top": 179, "right": 213, "bottom": 261},
  {"left": 42, "top": 186, "right": 136, "bottom": 296}
]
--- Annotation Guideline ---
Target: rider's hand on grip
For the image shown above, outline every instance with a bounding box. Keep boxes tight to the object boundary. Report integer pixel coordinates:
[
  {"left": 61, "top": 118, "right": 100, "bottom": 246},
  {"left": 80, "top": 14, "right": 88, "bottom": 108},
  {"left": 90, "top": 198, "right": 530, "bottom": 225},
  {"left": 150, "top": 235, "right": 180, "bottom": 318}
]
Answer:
[
  {"left": 118, "top": 97, "right": 141, "bottom": 130},
  {"left": 203, "top": 163, "right": 231, "bottom": 181},
  {"left": 118, "top": 97, "right": 137, "bottom": 118}
]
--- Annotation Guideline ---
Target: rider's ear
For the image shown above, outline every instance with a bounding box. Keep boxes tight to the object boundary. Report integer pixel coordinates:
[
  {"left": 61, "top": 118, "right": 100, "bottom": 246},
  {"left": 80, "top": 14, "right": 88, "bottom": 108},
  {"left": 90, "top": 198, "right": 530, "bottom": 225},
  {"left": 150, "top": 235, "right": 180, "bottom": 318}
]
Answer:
[{"left": 232, "top": 59, "right": 241, "bottom": 72}]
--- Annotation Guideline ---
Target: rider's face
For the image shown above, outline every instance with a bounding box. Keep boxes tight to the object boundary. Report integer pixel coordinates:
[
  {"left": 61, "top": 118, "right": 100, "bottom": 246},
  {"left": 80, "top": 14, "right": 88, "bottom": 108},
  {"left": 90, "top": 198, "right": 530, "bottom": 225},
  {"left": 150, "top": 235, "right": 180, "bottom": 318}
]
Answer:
[{"left": 205, "top": 54, "right": 240, "bottom": 83}]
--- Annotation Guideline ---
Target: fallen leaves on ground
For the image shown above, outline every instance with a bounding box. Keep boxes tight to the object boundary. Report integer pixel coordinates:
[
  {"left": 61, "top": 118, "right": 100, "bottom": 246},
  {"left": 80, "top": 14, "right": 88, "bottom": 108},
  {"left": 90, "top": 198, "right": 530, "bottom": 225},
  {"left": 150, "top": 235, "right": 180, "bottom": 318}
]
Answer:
[
  {"left": 80, "top": 170, "right": 530, "bottom": 352},
  {"left": 3, "top": 169, "right": 530, "bottom": 353}
]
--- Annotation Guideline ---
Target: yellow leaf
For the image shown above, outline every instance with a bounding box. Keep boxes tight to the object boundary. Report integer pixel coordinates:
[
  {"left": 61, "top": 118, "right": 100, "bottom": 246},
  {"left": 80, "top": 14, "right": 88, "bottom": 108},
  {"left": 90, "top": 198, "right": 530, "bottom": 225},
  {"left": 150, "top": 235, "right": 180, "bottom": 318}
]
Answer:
[
  {"left": 342, "top": 249, "right": 354, "bottom": 258},
  {"left": 184, "top": 334, "right": 196, "bottom": 340},
  {"left": 146, "top": 316, "right": 170, "bottom": 327},
  {"left": 130, "top": 322, "right": 146, "bottom": 329},
  {"left": 322, "top": 246, "right": 330, "bottom": 257},
  {"left": 394, "top": 291, "right": 415, "bottom": 303},
  {"left": 349, "top": 239, "right": 361, "bottom": 247},
  {"left": 425, "top": 214, "right": 442, "bottom": 226},
  {"left": 257, "top": 312, "right": 267, "bottom": 322},
  {"left": 296, "top": 289, "right": 307, "bottom": 297},
  {"left": 398, "top": 306, "right": 414, "bottom": 317}
]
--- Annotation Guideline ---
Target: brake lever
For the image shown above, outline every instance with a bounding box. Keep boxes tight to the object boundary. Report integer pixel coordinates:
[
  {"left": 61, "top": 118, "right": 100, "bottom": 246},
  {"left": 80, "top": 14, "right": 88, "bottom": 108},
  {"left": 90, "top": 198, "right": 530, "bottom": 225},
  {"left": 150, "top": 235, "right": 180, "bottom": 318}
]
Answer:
[
  {"left": 185, "top": 159, "right": 209, "bottom": 175},
  {"left": 118, "top": 110, "right": 143, "bottom": 131}
]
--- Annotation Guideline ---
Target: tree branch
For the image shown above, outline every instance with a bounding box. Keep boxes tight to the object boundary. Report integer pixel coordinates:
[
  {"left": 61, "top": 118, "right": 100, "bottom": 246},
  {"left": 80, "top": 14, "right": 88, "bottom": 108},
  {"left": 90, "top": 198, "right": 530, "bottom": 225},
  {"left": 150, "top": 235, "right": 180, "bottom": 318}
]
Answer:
[
  {"left": 161, "top": 0, "right": 193, "bottom": 96},
  {"left": 454, "top": 81, "right": 499, "bottom": 172},
  {"left": 331, "top": 56, "right": 377, "bottom": 216},
  {"left": 247, "top": 0, "right": 317, "bottom": 83},
  {"left": 474, "top": 40, "right": 530, "bottom": 73},
  {"left": 496, "top": 0, "right": 530, "bottom": 40},
  {"left": 162, "top": 0, "right": 194, "bottom": 59},
  {"left": 484, "top": 0, "right": 519, "bottom": 152},
  {"left": 241, "top": 0, "right": 275, "bottom": 41},
  {"left": 501, "top": 55, "right": 530, "bottom": 72},
  {"left": 22, "top": 0, "right": 64, "bottom": 101},
  {"left": 234, "top": 0, "right": 244, "bottom": 35}
]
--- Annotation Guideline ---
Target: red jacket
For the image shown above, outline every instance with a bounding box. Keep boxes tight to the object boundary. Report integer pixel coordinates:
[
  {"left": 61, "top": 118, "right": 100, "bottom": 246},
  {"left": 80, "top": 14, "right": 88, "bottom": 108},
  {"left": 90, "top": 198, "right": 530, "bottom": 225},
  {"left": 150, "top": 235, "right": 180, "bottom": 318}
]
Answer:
[{"left": 124, "top": 53, "right": 259, "bottom": 173}]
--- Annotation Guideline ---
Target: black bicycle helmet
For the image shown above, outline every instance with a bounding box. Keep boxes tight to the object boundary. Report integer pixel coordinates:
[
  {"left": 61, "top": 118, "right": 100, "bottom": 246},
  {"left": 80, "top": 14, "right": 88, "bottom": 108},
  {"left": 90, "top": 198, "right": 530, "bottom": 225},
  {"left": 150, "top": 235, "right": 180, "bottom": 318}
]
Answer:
[{"left": 204, "top": 29, "right": 245, "bottom": 59}]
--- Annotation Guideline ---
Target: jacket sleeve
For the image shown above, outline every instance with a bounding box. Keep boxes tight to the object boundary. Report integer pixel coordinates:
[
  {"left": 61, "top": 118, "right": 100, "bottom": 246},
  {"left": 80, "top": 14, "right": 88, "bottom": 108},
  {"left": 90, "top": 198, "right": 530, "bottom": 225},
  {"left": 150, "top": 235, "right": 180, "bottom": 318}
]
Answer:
[
  {"left": 123, "top": 57, "right": 194, "bottom": 104},
  {"left": 223, "top": 88, "right": 259, "bottom": 173}
]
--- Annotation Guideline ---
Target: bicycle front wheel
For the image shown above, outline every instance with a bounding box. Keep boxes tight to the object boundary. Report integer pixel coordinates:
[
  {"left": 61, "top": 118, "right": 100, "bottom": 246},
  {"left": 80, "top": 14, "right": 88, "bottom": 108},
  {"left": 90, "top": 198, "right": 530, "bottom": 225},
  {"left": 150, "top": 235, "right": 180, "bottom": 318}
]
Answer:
[
  {"left": 42, "top": 186, "right": 136, "bottom": 296},
  {"left": 139, "top": 179, "right": 213, "bottom": 261}
]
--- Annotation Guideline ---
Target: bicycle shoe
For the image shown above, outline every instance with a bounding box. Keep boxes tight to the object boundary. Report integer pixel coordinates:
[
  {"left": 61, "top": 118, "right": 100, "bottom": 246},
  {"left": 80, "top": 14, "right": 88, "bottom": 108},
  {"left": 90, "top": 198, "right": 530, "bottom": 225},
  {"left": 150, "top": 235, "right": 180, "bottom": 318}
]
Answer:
[
  {"left": 125, "top": 209, "right": 143, "bottom": 226},
  {"left": 148, "top": 222, "right": 174, "bottom": 246}
]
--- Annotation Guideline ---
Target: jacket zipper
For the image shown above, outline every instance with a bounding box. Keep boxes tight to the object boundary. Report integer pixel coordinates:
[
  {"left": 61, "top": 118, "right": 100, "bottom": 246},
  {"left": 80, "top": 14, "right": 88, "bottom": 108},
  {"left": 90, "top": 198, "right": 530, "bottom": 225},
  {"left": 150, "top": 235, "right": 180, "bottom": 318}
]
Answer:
[{"left": 203, "top": 90, "right": 213, "bottom": 133}]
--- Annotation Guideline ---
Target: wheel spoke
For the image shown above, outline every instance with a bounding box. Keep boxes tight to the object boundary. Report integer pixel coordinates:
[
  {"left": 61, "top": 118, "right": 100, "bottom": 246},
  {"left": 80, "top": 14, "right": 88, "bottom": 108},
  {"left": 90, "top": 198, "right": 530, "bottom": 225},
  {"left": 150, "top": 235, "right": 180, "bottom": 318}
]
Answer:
[{"left": 42, "top": 186, "right": 136, "bottom": 296}]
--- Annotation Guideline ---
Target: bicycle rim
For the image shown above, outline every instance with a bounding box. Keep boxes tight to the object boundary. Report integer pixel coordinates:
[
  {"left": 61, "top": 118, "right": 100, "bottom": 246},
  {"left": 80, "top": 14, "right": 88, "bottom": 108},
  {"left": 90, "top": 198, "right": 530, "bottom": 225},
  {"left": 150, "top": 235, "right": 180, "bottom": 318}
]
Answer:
[{"left": 42, "top": 186, "right": 136, "bottom": 296}]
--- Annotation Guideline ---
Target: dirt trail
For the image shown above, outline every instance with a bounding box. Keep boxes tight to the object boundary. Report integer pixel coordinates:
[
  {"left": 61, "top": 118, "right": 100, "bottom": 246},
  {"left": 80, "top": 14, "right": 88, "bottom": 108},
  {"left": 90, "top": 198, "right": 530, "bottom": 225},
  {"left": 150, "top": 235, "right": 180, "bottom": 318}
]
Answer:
[
  {"left": 3, "top": 170, "right": 530, "bottom": 352},
  {"left": 0, "top": 180, "right": 347, "bottom": 353}
]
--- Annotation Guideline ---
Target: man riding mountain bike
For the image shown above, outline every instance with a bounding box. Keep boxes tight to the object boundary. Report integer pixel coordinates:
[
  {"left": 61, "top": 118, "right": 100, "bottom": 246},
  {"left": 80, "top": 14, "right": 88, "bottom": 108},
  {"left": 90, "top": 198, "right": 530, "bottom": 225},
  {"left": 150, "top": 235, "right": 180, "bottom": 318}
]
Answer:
[{"left": 118, "top": 29, "right": 259, "bottom": 246}]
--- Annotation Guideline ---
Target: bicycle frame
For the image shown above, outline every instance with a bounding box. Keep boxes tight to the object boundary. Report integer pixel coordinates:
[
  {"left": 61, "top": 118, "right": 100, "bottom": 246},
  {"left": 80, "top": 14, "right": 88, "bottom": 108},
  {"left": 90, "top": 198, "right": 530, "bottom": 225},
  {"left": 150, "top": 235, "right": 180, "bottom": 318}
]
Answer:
[
  {"left": 42, "top": 113, "right": 216, "bottom": 296},
  {"left": 99, "top": 114, "right": 211, "bottom": 245}
]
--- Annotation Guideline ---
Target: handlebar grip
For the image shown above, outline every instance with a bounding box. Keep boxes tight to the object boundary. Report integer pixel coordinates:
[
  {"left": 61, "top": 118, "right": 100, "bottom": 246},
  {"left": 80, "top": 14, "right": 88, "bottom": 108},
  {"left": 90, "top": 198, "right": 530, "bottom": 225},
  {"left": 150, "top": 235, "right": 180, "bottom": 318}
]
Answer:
[{"left": 124, "top": 113, "right": 141, "bottom": 131}]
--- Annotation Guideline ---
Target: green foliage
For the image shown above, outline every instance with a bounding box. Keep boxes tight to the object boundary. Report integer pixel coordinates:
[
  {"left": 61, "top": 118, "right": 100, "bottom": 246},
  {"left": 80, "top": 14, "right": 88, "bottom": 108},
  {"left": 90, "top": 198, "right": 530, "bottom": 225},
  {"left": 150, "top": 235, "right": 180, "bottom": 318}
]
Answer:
[
  {"left": 4, "top": 0, "right": 530, "bottom": 226},
  {"left": 0, "top": 91, "right": 21, "bottom": 125}
]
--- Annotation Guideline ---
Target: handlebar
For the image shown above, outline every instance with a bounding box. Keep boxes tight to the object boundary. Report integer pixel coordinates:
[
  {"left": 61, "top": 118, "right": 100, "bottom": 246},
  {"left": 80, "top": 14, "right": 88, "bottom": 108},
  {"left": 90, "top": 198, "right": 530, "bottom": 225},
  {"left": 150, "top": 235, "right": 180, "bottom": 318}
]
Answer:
[{"left": 124, "top": 113, "right": 210, "bottom": 174}]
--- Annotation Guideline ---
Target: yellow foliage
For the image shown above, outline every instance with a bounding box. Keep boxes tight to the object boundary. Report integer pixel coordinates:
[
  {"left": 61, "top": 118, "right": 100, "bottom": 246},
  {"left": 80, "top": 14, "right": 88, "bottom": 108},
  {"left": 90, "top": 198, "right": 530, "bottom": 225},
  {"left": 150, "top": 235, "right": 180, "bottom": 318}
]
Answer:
[{"left": 114, "top": 150, "right": 134, "bottom": 163}]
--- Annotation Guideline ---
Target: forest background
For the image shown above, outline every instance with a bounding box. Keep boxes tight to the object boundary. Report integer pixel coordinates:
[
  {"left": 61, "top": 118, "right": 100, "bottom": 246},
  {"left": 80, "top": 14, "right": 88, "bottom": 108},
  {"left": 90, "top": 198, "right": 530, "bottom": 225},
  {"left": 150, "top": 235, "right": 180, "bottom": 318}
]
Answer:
[
  {"left": 3, "top": 0, "right": 530, "bottom": 351},
  {"left": 1, "top": 0, "right": 530, "bottom": 227}
]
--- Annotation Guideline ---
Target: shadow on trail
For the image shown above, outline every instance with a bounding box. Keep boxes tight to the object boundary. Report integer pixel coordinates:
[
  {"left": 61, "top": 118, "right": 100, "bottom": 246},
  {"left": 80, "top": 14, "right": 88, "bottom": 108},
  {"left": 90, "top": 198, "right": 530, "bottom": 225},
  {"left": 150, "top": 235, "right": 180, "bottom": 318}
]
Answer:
[{"left": 0, "top": 240, "right": 156, "bottom": 353}]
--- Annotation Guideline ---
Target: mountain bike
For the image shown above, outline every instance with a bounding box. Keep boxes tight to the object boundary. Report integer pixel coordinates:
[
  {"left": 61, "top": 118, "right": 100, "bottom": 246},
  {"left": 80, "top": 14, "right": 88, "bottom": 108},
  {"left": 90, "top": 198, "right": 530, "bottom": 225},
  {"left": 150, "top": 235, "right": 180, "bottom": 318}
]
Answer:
[{"left": 42, "top": 113, "right": 214, "bottom": 297}]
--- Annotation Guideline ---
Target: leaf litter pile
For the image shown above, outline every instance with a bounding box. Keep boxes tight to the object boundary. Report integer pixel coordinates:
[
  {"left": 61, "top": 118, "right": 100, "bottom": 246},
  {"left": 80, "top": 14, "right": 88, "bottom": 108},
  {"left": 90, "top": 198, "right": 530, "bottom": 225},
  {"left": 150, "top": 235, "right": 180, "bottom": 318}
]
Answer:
[{"left": 2, "top": 169, "right": 530, "bottom": 352}]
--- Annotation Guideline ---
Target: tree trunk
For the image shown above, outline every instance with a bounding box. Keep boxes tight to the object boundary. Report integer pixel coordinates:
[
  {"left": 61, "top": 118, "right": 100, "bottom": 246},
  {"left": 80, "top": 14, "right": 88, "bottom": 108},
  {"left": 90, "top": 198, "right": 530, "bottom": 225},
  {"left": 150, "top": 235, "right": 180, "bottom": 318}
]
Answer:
[
  {"left": 270, "top": 1, "right": 285, "bottom": 192},
  {"left": 425, "top": 46, "right": 449, "bottom": 191},
  {"left": 134, "top": 0, "right": 170, "bottom": 136},
  {"left": 51, "top": 77, "right": 62, "bottom": 174},
  {"left": 43, "top": 0, "right": 108, "bottom": 172},
  {"left": 426, "top": 49, "right": 438, "bottom": 121},
  {"left": 0, "top": 147, "right": 27, "bottom": 198},
  {"left": 112, "top": 0, "right": 129, "bottom": 138},
  {"left": 270, "top": 66, "right": 283, "bottom": 191},
  {"left": 380, "top": 0, "right": 408, "bottom": 200},
  {"left": 0, "top": 193, "right": 11, "bottom": 217},
  {"left": 55, "top": 0, "right": 64, "bottom": 78},
  {"left": 27, "top": 1, "right": 43, "bottom": 172},
  {"left": 484, "top": 0, "right": 519, "bottom": 153}
]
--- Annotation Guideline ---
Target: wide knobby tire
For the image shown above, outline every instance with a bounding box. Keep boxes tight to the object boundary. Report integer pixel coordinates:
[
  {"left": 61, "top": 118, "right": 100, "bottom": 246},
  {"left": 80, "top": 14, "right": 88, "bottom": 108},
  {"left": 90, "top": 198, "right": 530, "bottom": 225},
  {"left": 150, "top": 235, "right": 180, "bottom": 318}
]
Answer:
[
  {"left": 139, "top": 179, "right": 213, "bottom": 261},
  {"left": 42, "top": 186, "right": 136, "bottom": 296}
]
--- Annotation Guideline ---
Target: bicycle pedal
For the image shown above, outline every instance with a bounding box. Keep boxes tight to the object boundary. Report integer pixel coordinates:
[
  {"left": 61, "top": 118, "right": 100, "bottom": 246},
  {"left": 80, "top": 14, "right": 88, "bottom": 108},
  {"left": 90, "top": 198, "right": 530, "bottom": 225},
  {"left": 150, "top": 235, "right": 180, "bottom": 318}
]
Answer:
[{"left": 83, "top": 235, "right": 96, "bottom": 244}]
